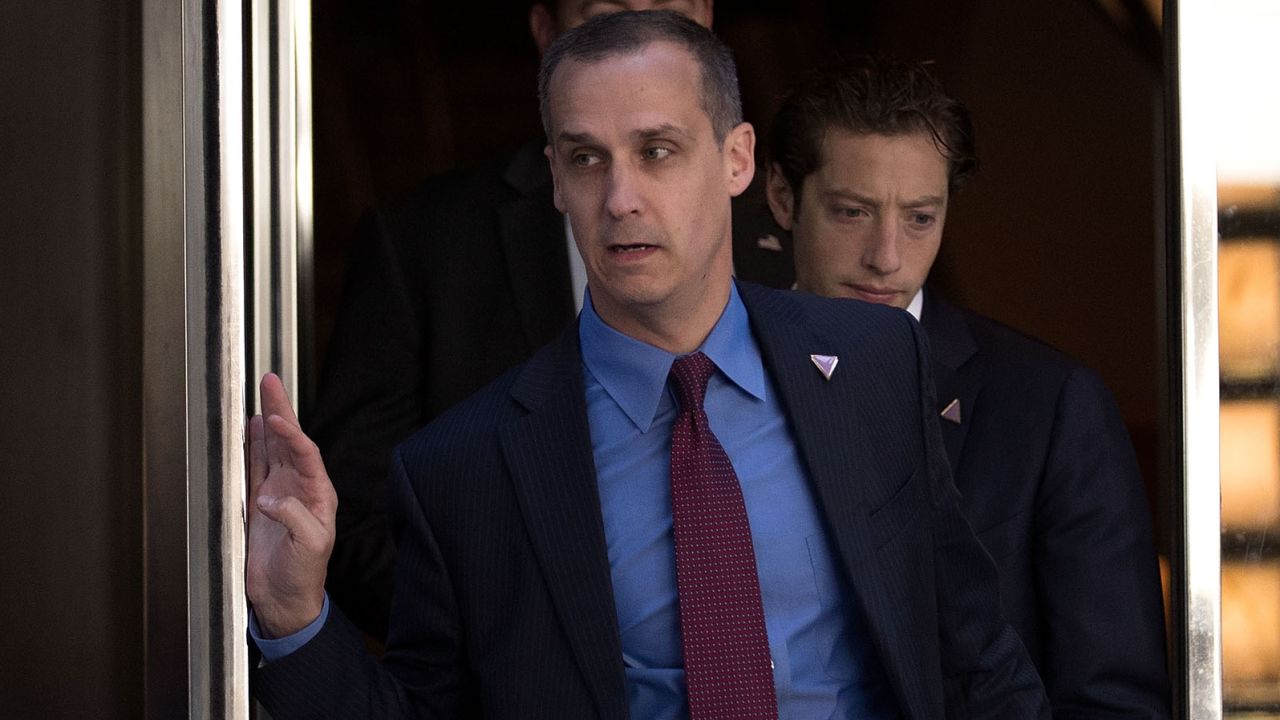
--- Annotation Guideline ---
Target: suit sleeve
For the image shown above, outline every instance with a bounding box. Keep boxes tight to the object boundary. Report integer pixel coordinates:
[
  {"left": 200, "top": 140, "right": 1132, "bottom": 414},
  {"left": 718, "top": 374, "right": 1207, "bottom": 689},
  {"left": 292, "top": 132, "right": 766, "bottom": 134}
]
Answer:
[
  {"left": 905, "top": 318, "right": 1052, "bottom": 719},
  {"left": 251, "top": 450, "right": 468, "bottom": 719},
  {"left": 305, "top": 209, "right": 427, "bottom": 642},
  {"left": 1034, "top": 368, "right": 1171, "bottom": 718}
]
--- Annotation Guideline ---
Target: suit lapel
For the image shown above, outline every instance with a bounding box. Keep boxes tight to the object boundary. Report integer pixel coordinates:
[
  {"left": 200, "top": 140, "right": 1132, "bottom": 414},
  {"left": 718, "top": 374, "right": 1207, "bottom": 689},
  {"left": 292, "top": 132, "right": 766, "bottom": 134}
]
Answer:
[
  {"left": 738, "top": 283, "right": 935, "bottom": 716},
  {"left": 497, "top": 141, "right": 576, "bottom": 350},
  {"left": 497, "top": 328, "right": 627, "bottom": 720},
  {"left": 920, "top": 290, "right": 980, "bottom": 476}
]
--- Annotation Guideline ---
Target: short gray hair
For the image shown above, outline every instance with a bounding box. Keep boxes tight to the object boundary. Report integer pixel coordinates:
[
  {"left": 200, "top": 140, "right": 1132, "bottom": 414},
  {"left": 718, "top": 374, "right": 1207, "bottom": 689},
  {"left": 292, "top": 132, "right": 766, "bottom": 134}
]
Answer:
[{"left": 537, "top": 10, "right": 743, "bottom": 143}]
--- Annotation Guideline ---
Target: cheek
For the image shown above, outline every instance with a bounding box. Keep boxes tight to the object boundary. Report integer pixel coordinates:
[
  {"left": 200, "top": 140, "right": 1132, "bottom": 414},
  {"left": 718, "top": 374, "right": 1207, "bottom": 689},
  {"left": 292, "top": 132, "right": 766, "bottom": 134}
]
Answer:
[
  {"left": 906, "top": 235, "right": 943, "bottom": 276},
  {"left": 811, "top": 223, "right": 870, "bottom": 263},
  {"left": 797, "top": 229, "right": 853, "bottom": 277}
]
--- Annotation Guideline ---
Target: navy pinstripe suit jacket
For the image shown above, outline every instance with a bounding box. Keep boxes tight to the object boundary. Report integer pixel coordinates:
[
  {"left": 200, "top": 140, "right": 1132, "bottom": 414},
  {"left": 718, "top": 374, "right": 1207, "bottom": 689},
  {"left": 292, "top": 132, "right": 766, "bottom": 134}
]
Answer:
[
  {"left": 253, "top": 282, "right": 1049, "bottom": 719},
  {"left": 921, "top": 291, "right": 1170, "bottom": 717}
]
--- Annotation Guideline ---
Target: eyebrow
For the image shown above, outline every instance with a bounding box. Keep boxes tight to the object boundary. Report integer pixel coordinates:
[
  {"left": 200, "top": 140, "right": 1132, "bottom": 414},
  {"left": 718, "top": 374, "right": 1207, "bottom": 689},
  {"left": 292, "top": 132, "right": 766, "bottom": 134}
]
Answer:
[
  {"left": 556, "top": 123, "right": 694, "bottom": 146},
  {"left": 823, "top": 189, "right": 946, "bottom": 208},
  {"left": 635, "top": 123, "right": 694, "bottom": 142}
]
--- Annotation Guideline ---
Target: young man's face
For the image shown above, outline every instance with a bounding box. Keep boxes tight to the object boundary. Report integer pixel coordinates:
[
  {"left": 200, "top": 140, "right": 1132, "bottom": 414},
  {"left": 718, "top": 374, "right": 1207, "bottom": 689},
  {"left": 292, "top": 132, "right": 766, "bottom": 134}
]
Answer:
[
  {"left": 544, "top": 41, "right": 753, "bottom": 336},
  {"left": 768, "top": 130, "right": 949, "bottom": 310}
]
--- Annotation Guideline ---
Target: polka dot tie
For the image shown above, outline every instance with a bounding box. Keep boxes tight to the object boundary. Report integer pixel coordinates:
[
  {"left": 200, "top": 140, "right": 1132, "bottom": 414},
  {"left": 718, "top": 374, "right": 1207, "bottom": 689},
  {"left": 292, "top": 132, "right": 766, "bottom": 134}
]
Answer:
[{"left": 668, "top": 352, "right": 779, "bottom": 720}]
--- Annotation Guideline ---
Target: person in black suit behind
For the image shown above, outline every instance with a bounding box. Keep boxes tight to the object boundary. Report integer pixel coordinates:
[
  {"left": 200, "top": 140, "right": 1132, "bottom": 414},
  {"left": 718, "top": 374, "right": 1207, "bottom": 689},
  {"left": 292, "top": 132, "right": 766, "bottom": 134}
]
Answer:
[
  {"left": 245, "top": 11, "right": 1049, "bottom": 718},
  {"left": 307, "top": 0, "right": 793, "bottom": 642},
  {"left": 763, "top": 56, "right": 1171, "bottom": 717}
]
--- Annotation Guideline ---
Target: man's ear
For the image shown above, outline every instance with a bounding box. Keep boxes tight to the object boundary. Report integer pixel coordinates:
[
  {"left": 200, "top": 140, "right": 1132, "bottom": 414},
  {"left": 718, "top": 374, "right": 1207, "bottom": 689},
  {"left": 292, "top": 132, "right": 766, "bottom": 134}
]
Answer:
[
  {"left": 765, "top": 163, "right": 796, "bottom": 231},
  {"left": 695, "top": 0, "right": 715, "bottom": 28},
  {"left": 724, "top": 122, "right": 756, "bottom": 198},
  {"left": 544, "top": 145, "right": 567, "bottom": 212},
  {"left": 529, "top": 4, "right": 557, "bottom": 56}
]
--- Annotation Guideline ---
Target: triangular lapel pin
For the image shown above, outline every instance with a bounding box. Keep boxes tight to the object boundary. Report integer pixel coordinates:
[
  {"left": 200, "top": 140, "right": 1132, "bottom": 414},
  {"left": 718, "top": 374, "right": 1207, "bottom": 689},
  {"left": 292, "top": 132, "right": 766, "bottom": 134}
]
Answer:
[
  {"left": 809, "top": 354, "right": 839, "bottom": 381},
  {"left": 940, "top": 398, "right": 962, "bottom": 424}
]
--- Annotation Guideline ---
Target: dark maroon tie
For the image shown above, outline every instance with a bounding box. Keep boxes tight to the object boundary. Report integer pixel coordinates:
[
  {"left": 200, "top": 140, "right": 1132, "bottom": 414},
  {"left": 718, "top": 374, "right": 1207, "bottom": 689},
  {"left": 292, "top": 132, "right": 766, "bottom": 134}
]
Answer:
[{"left": 668, "top": 352, "right": 779, "bottom": 720}]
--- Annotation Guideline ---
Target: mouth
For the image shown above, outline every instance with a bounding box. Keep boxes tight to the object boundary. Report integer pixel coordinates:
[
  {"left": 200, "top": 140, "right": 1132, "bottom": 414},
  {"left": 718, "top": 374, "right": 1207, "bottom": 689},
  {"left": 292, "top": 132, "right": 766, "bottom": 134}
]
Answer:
[
  {"left": 846, "top": 284, "right": 899, "bottom": 303},
  {"left": 608, "top": 243, "right": 659, "bottom": 255}
]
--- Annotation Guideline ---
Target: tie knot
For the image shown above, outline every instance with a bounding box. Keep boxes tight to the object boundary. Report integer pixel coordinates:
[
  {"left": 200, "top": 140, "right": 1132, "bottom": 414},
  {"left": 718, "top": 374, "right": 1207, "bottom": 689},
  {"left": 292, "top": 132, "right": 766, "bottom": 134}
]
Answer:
[{"left": 670, "top": 351, "right": 716, "bottom": 413}]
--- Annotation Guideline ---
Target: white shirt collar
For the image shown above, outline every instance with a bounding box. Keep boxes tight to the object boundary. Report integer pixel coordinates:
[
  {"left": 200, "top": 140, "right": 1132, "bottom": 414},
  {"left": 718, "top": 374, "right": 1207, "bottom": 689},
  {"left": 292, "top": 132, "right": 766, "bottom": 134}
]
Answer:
[
  {"left": 789, "top": 283, "right": 925, "bottom": 321},
  {"left": 905, "top": 288, "right": 924, "bottom": 321}
]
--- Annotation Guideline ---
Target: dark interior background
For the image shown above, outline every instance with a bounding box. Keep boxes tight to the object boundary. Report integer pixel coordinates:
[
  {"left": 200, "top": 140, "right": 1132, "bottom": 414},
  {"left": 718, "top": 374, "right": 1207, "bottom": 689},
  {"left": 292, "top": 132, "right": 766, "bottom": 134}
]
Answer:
[
  {"left": 1, "top": 1, "right": 143, "bottom": 717},
  {"left": 309, "top": 0, "right": 1165, "bottom": 510}
]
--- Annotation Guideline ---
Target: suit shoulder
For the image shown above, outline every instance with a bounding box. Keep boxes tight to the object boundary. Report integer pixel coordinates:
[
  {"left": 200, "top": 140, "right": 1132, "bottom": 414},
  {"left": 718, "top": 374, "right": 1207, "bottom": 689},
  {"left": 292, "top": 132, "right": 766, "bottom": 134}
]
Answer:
[
  {"left": 385, "top": 140, "right": 549, "bottom": 226},
  {"left": 957, "top": 307, "right": 1083, "bottom": 376},
  {"left": 394, "top": 359, "right": 522, "bottom": 473},
  {"left": 738, "top": 282, "right": 917, "bottom": 341},
  {"left": 951, "top": 306, "right": 1118, "bottom": 413},
  {"left": 381, "top": 158, "right": 518, "bottom": 230},
  {"left": 393, "top": 329, "right": 577, "bottom": 473}
]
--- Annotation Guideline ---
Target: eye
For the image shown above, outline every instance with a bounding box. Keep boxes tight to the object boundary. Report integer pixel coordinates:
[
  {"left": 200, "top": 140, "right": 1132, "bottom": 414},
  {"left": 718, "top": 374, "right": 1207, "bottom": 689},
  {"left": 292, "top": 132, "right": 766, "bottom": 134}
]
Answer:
[
  {"left": 909, "top": 213, "right": 936, "bottom": 227},
  {"left": 833, "top": 206, "right": 868, "bottom": 220},
  {"left": 642, "top": 146, "right": 672, "bottom": 161},
  {"left": 572, "top": 152, "right": 602, "bottom": 168}
]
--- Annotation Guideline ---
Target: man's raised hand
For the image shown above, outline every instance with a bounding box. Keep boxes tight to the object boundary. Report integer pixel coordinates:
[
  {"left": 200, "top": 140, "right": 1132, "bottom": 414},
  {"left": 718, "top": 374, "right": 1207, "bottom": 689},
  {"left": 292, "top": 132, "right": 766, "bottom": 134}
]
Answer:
[{"left": 245, "top": 372, "right": 338, "bottom": 638}]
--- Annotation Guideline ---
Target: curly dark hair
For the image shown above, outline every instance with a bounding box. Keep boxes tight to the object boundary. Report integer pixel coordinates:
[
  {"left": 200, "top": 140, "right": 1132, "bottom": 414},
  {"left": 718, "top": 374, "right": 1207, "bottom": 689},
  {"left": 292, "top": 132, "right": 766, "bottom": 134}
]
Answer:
[{"left": 768, "top": 56, "right": 977, "bottom": 207}]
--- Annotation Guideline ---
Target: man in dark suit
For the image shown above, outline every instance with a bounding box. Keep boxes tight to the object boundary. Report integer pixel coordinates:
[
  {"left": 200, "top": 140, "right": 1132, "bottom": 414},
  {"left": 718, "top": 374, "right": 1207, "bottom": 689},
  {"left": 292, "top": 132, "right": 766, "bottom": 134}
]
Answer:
[
  {"left": 763, "top": 57, "right": 1171, "bottom": 717},
  {"left": 246, "top": 12, "right": 1049, "bottom": 717},
  {"left": 308, "top": 0, "right": 789, "bottom": 641}
]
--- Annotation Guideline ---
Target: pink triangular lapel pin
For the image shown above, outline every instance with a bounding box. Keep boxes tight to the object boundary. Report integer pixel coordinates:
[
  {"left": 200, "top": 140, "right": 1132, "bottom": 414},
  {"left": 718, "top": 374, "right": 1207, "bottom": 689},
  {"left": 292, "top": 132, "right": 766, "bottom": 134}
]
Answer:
[
  {"left": 940, "top": 398, "right": 962, "bottom": 424},
  {"left": 809, "top": 354, "right": 838, "bottom": 380}
]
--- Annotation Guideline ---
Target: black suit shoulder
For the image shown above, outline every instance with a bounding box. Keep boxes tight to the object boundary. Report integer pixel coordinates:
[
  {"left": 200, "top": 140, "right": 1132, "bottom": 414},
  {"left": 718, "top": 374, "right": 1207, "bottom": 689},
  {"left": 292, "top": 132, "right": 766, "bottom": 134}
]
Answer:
[
  {"left": 738, "top": 282, "right": 920, "bottom": 355},
  {"left": 381, "top": 157, "right": 527, "bottom": 244},
  {"left": 953, "top": 305, "right": 1083, "bottom": 379},
  {"left": 939, "top": 303, "right": 1128, "bottom": 468},
  {"left": 394, "top": 356, "right": 526, "bottom": 481},
  {"left": 924, "top": 295, "right": 1171, "bottom": 718}
]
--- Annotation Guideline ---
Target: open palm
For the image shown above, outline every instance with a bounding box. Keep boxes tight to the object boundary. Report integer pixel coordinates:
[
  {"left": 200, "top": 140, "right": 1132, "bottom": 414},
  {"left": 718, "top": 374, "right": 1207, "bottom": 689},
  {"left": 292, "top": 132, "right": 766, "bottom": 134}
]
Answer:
[{"left": 245, "top": 373, "right": 337, "bottom": 638}]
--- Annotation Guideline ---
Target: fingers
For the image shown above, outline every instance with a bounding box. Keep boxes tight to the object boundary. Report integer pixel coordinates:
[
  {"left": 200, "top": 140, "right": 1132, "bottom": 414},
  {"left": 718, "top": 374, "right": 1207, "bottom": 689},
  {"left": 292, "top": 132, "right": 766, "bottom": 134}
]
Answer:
[
  {"left": 265, "top": 413, "right": 329, "bottom": 481},
  {"left": 259, "top": 372, "right": 301, "bottom": 428},
  {"left": 255, "top": 494, "right": 331, "bottom": 552},
  {"left": 259, "top": 373, "right": 299, "bottom": 468},
  {"left": 247, "top": 414, "right": 268, "bottom": 500}
]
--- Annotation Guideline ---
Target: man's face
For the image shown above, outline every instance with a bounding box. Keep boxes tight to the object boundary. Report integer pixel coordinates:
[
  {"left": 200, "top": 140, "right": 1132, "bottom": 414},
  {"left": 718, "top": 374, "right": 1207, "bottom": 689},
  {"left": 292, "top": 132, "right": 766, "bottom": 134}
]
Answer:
[
  {"left": 544, "top": 41, "right": 753, "bottom": 335},
  {"left": 768, "top": 130, "right": 949, "bottom": 310},
  {"left": 531, "top": 2, "right": 713, "bottom": 54}
]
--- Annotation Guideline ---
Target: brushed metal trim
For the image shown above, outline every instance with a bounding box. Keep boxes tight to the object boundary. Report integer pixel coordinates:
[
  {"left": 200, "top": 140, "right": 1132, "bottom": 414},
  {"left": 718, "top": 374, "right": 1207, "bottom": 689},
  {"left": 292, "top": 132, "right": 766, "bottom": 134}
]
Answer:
[
  {"left": 1169, "top": 0, "right": 1223, "bottom": 716},
  {"left": 143, "top": 0, "right": 248, "bottom": 716}
]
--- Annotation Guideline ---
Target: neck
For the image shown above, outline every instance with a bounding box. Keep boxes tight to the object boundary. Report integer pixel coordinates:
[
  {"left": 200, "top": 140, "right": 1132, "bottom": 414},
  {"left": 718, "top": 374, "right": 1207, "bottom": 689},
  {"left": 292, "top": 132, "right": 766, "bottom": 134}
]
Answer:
[{"left": 592, "top": 275, "right": 733, "bottom": 355}]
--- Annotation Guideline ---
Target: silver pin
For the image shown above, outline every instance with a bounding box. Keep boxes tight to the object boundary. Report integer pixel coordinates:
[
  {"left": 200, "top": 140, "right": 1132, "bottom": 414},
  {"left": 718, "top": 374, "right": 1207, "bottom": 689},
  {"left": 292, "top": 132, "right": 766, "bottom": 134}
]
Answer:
[
  {"left": 940, "top": 398, "right": 962, "bottom": 424},
  {"left": 809, "top": 354, "right": 838, "bottom": 380}
]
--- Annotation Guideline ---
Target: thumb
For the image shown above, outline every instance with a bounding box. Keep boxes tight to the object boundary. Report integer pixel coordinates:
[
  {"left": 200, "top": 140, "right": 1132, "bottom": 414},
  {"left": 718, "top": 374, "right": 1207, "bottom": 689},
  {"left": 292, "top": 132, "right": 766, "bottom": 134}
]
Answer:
[{"left": 256, "top": 495, "right": 328, "bottom": 549}]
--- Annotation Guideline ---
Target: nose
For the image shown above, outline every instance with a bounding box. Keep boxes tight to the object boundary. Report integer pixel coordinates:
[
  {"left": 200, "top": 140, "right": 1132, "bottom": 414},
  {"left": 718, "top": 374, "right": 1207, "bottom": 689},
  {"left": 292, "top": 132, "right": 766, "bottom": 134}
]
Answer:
[
  {"left": 861, "top": 219, "right": 901, "bottom": 275},
  {"left": 604, "top": 161, "right": 643, "bottom": 220}
]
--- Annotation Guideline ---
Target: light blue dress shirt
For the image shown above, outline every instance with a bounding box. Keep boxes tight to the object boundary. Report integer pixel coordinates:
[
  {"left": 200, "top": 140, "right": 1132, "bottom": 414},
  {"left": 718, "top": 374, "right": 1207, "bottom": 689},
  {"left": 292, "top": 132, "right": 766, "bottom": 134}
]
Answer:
[
  {"left": 580, "top": 284, "right": 897, "bottom": 720},
  {"left": 253, "top": 284, "right": 898, "bottom": 719}
]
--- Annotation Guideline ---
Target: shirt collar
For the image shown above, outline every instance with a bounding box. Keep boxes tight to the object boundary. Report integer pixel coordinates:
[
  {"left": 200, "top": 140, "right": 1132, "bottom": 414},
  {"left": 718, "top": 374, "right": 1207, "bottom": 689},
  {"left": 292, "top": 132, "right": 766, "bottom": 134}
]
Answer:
[
  {"left": 790, "top": 283, "right": 924, "bottom": 321},
  {"left": 906, "top": 287, "right": 924, "bottom": 321},
  {"left": 579, "top": 283, "right": 768, "bottom": 433}
]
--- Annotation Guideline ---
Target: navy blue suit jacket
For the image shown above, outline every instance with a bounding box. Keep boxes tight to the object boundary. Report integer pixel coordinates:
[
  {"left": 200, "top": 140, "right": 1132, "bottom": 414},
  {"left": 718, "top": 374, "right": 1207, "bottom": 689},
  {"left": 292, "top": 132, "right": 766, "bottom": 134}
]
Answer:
[
  {"left": 254, "top": 283, "right": 1048, "bottom": 719},
  {"left": 308, "top": 144, "right": 794, "bottom": 639},
  {"left": 921, "top": 291, "right": 1170, "bottom": 718}
]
